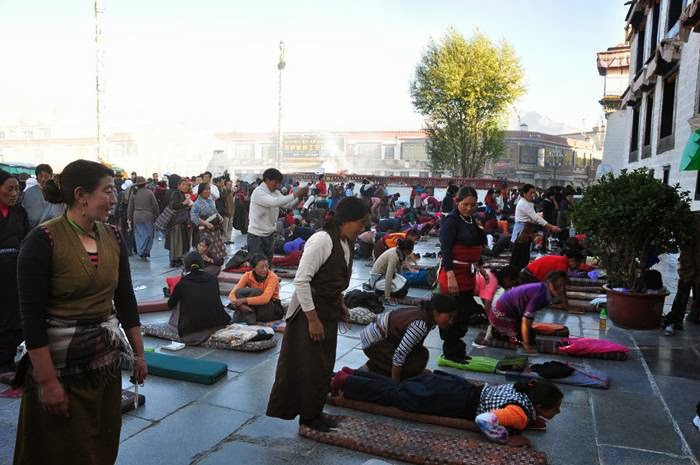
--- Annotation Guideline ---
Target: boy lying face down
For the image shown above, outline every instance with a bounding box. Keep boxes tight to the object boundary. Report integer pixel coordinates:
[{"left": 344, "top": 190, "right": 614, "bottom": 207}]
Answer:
[{"left": 331, "top": 368, "right": 563, "bottom": 448}]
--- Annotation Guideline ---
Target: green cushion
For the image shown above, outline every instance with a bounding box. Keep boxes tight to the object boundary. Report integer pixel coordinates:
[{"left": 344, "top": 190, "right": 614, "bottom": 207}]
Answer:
[
  {"left": 145, "top": 352, "right": 227, "bottom": 385},
  {"left": 436, "top": 355, "right": 498, "bottom": 373}
]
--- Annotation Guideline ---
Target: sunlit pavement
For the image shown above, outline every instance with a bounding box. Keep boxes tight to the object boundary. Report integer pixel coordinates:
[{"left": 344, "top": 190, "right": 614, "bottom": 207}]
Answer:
[{"left": 1, "top": 232, "right": 699, "bottom": 465}]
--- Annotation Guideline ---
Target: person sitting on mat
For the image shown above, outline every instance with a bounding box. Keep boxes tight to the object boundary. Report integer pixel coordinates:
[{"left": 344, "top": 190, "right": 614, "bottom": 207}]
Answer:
[
  {"left": 168, "top": 251, "right": 231, "bottom": 342},
  {"left": 488, "top": 271, "right": 569, "bottom": 353},
  {"left": 197, "top": 237, "right": 224, "bottom": 276},
  {"left": 518, "top": 250, "right": 585, "bottom": 284},
  {"left": 331, "top": 369, "right": 563, "bottom": 447},
  {"left": 369, "top": 238, "right": 415, "bottom": 301},
  {"left": 359, "top": 294, "right": 457, "bottom": 381},
  {"left": 228, "top": 253, "right": 284, "bottom": 324}
]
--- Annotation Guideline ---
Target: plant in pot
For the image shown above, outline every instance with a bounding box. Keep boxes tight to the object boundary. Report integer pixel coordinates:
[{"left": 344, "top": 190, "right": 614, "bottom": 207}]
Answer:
[{"left": 570, "top": 167, "right": 693, "bottom": 329}]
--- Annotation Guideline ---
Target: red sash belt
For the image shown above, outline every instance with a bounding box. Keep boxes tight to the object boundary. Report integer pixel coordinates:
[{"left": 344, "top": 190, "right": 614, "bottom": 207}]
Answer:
[{"left": 438, "top": 245, "right": 482, "bottom": 293}]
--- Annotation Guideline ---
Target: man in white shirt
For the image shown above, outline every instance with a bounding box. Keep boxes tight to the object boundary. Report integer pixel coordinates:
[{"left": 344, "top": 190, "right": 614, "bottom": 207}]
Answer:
[
  {"left": 202, "top": 171, "right": 219, "bottom": 200},
  {"left": 509, "top": 184, "right": 560, "bottom": 271},
  {"left": 248, "top": 168, "right": 307, "bottom": 262}
]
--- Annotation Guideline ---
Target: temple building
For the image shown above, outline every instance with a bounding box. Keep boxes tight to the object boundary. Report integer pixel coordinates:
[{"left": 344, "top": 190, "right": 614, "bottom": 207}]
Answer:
[{"left": 602, "top": 0, "right": 700, "bottom": 210}]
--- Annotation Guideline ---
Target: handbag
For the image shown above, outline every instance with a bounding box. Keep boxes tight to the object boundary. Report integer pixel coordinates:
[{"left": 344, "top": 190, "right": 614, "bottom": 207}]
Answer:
[{"left": 155, "top": 206, "right": 176, "bottom": 232}]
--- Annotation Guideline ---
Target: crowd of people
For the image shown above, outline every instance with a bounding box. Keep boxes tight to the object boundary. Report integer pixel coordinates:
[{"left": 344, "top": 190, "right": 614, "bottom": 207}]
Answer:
[{"left": 1, "top": 159, "right": 699, "bottom": 463}]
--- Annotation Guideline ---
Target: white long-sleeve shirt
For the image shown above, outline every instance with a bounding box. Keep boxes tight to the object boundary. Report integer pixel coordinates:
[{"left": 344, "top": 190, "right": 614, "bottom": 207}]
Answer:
[
  {"left": 248, "top": 183, "right": 297, "bottom": 237},
  {"left": 511, "top": 198, "right": 549, "bottom": 243},
  {"left": 514, "top": 198, "right": 548, "bottom": 226},
  {"left": 286, "top": 231, "right": 351, "bottom": 319}
]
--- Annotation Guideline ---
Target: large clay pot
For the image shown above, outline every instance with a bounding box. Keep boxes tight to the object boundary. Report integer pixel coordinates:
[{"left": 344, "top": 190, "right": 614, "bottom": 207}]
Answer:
[{"left": 604, "top": 285, "right": 669, "bottom": 330}]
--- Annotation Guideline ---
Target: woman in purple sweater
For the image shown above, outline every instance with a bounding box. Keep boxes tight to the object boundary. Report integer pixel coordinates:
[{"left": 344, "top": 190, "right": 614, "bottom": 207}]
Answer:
[{"left": 488, "top": 271, "right": 568, "bottom": 353}]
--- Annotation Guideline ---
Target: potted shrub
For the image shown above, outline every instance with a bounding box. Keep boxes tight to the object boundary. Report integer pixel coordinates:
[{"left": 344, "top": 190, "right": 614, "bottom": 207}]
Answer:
[{"left": 570, "top": 167, "right": 693, "bottom": 329}]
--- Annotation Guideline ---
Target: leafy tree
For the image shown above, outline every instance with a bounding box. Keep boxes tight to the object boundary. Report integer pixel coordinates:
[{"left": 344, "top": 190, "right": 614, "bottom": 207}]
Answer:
[{"left": 411, "top": 29, "right": 525, "bottom": 177}]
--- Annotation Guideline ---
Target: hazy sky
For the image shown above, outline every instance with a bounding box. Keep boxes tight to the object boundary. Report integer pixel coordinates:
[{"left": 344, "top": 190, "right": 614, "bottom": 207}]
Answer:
[{"left": 0, "top": 0, "right": 629, "bottom": 135}]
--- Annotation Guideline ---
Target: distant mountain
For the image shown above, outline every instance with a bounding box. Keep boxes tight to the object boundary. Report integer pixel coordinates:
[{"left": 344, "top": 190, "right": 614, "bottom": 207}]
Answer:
[{"left": 511, "top": 111, "right": 579, "bottom": 135}]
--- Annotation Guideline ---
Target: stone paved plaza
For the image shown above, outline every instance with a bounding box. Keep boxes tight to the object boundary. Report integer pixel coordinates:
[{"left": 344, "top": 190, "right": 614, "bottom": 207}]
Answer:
[{"left": 1, "top": 232, "right": 699, "bottom": 465}]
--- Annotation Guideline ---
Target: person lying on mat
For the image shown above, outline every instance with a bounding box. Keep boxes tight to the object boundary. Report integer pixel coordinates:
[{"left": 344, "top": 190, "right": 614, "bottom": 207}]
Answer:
[
  {"left": 360, "top": 294, "right": 457, "bottom": 381},
  {"left": 331, "top": 369, "right": 563, "bottom": 447},
  {"left": 488, "top": 271, "right": 569, "bottom": 353},
  {"left": 168, "top": 251, "right": 231, "bottom": 339},
  {"left": 228, "top": 253, "right": 284, "bottom": 324},
  {"left": 197, "top": 237, "right": 224, "bottom": 276},
  {"left": 518, "top": 250, "right": 585, "bottom": 284},
  {"left": 369, "top": 238, "right": 415, "bottom": 301}
]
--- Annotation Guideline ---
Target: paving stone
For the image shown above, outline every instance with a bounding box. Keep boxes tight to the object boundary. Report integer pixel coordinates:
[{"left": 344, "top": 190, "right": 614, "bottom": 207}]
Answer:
[
  {"left": 0, "top": 415, "right": 16, "bottom": 465},
  {"left": 120, "top": 373, "right": 214, "bottom": 421},
  {"left": 196, "top": 440, "right": 296, "bottom": 465},
  {"left": 203, "top": 357, "right": 278, "bottom": 414},
  {"left": 599, "top": 445, "right": 693, "bottom": 465},
  {"left": 654, "top": 375, "right": 700, "bottom": 458},
  {"left": 529, "top": 403, "right": 597, "bottom": 465},
  {"left": 639, "top": 347, "right": 700, "bottom": 380},
  {"left": 334, "top": 348, "right": 370, "bottom": 372},
  {"left": 119, "top": 414, "right": 153, "bottom": 443},
  {"left": 583, "top": 355, "right": 653, "bottom": 395},
  {"left": 235, "top": 414, "right": 316, "bottom": 454},
  {"left": 592, "top": 390, "right": 685, "bottom": 455},
  {"left": 117, "top": 402, "right": 252, "bottom": 465},
  {"left": 197, "top": 340, "right": 281, "bottom": 372}
]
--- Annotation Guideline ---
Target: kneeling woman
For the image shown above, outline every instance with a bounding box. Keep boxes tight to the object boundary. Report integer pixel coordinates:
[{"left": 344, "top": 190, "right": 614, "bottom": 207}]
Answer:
[
  {"left": 228, "top": 254, "right": 284, "bottom": 324},
  {"left": 332, "top": 370, "right": 563, "bottom": 447},
  {"left": 168, "top": 251, "right": 231, "bottom": 342},
  {"left": 369, "top": 238, "right": 415, "bottom": 300},
  {"left": 360, "top": 294, "right": 457, "bottom": 381},
  {"left": 488, "top": 271, "right": 568, "bottom": 353}
]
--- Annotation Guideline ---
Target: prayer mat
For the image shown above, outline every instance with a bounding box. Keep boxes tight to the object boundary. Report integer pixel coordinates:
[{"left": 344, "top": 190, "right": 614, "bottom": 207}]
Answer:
[
  {"left": 0, "top": 386, "right": 22, "bottom": 398},
  {"left": 218, "top": 272, "right": 242, "bottom": 284},
  {"left": 568, "top": 277, "right": 607, "bottom": 288},
  {"left": 137, "top": 299, "right": 170, "bottom": 313},
  {"left": 328, "top": 395, "right": 480, "bottom": 432},
  {"left": 436, "top": 355, "right": 498, "bottom": 373},
  {"left": 501, "top": 365, "right": 610, "bottom": 390},
  {"left": 531, "top": 323, "right": 569, "bottom": 337},
  {"left": 566, "top": 285, "right": 605, "bottom": 293},
  {"left": 550, "top": 302, "right": 598, "bottom": 313},
  {"left": 260, "top": 319, "right": 287, "bottom": 333},
  {"left": 219, "top": 282, "right": 235, "bottom": 296},
  {"left": 142, "top": 322, "right": 277, "bottom": 352},
  {"left": 473, "top": 332, "right": 628, "bottom": 361},
  {"left": 299, "top": 414, "right": 548, "bottom": 465},
  {"left": 348, "top": 307, "right": 377, "bottom": 325},
  {"left": 221, "top": 268, "right": 296, "bottom": 279},
  {"left": 120, "top": 389, "right": 145, "bottom": 413},
  {"left": 144, "top": 352, "right": 227, "bottom": 385}
]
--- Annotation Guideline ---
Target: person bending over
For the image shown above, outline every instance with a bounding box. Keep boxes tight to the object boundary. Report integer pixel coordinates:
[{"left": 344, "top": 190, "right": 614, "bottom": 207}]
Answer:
[
  {"left": 488, "top": 271, "right": 568, "bottom": 353},
  {"left": 360, "top": 294, "right": 457, "bottom": 381},
  {"left": 519, "top": 250, "right": 584, "bottom": 284},
  {"left": 369, "top": 238, "right": 415, "bottom": 300}
]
